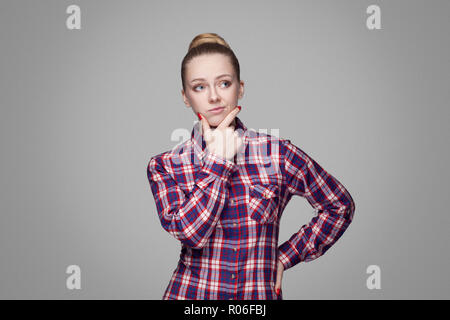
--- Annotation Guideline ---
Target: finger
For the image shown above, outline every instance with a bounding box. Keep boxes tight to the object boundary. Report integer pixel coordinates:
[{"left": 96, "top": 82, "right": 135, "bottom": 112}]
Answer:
[
  {"left": 275, "top": 260, "right": 283, "bottom": 291},
  {"left": 217, "top": 105, "right": 241, "bottom": 129},
  {"left": 200, "top": 113, "right": 212, "bottom": 136},
  {"left": 275, "top": 269, "right": 282, "bottom": 290}
]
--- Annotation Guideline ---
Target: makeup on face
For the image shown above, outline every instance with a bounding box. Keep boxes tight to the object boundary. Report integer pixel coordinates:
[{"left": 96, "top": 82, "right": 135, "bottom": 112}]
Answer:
[{"left": 208, "top": 106, "right": 225, "bottom": 114}]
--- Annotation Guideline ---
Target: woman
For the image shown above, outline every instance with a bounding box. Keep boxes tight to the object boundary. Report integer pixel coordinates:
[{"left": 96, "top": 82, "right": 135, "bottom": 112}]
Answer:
[{"left": 147, "top": 33, "right": 355, "bottom": 300}]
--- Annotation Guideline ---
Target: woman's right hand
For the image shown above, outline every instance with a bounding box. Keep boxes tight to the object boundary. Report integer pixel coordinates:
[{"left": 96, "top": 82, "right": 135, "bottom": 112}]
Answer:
[{"left": 199, "top": 106, "right": 243, "bottom": 162}]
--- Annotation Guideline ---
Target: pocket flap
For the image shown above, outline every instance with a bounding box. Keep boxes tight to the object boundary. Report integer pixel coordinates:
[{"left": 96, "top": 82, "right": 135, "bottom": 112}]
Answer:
[{"left": 250, "top": 184, "right": 279, "bottom": 199}]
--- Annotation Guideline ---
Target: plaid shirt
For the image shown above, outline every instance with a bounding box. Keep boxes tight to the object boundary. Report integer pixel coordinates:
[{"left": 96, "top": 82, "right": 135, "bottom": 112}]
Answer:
[{"left": 147, "top": 116, "right": 355, "bottom": 300}]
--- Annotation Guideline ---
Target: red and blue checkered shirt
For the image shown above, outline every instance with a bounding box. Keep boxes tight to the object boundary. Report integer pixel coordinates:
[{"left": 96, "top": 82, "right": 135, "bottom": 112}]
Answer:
[{"left": 147, "top": 116, "right": 355, "bottom": 300}]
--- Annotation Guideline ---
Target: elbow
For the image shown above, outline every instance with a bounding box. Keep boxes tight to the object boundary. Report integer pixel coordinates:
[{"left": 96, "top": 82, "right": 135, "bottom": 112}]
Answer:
[
  {"left": 336, "top": 195, "right": 355, "bottom": 224},
  {"left": 180, "top": 235, "right": 209, "bottom": 250},
  {"left": 191, "top": 242, "right": 207, "bottom": 250},
  {"left": 162, "top": 215, "right": 211, "bottom": 250},
  {"left": 346, "top": 196, "right": 356, "bottom": 223},
  {"left": 165, "top": 228, "right": 208, "bottom": 249}
]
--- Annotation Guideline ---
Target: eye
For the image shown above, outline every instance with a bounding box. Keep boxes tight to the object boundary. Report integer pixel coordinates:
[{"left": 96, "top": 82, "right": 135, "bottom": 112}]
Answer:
[
  {"left": 193, "top": 84, "right": 204, "bottom": 91},
  {"left": 220, "top": 81, "right": 231, "bottom": 88}
]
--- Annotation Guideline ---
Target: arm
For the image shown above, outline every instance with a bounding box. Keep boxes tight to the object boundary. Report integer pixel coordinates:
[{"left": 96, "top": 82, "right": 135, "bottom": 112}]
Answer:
[
  {"left": 277, "top": 139, "right": 356, "bottom": 271},
  {"left": 147, "top": 150, "right": 236, "bottom": 249}
]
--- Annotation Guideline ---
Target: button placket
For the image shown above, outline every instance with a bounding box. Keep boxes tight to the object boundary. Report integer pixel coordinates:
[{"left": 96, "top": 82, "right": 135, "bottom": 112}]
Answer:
[{"left": 225, "top": 193, "right": 239, "bottom": 296}]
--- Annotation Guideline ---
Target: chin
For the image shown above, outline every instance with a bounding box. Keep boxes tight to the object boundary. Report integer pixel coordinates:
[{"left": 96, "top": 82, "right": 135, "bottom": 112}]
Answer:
[{"left": 207, "top": 116, "right": 224, "bottom": 127}]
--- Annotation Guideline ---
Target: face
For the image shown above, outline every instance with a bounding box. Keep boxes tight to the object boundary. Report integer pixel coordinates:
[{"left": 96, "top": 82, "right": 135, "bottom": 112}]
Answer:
[{"left": 182, "top": 53, "right": 244, "bottom": 128}]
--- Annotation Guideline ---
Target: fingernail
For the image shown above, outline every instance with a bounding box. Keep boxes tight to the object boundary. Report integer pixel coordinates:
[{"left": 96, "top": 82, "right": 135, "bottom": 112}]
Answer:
[
  {"left": 276, "top": 288, "right": 280, "bottom": 295},
  {"left": 237, "top": 105, "right": 241, "bottom": 111},
  {"left": 197, "top": 113, "right": 202, "bottom": 120}
]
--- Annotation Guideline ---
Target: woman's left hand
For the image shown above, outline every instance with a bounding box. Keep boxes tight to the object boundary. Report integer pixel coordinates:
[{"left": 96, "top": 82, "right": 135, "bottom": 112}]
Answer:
[{"left": 275, "top": 258, "right": 284, "bottom": 295}]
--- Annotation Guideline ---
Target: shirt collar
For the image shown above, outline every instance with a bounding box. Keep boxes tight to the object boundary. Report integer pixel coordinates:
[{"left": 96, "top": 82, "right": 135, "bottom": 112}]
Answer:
[{"left": 190, "top": 116, "right": 248, "bottom": 165}]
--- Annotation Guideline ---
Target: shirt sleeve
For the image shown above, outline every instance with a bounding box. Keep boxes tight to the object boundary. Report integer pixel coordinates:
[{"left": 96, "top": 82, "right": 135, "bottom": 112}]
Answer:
[
  {"left": 147, "top": 149, "right": 236, "bottom": 249},
  {"left": 277, "top": 139, "right": 356, "bottom": 271}
]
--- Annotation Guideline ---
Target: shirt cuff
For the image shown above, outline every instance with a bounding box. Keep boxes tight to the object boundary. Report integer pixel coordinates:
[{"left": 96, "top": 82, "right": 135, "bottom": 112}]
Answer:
[
  {"left": 195, "top": 150, "right": 237, "bottom": 189},
  {"left": 278, "top": 240, "right": 302, "bottom": 271}
]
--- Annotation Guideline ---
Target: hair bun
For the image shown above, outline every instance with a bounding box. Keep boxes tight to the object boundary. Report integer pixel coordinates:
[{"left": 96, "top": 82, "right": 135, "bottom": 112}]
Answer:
[{"left": 188, "top": 33, "right": 230, "bottom": 51}]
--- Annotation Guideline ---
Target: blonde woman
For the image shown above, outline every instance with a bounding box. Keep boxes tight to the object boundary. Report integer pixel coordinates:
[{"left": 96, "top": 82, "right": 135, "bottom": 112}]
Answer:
[{"left": 147, "top": 33, "right": 356, "bottom": 300}]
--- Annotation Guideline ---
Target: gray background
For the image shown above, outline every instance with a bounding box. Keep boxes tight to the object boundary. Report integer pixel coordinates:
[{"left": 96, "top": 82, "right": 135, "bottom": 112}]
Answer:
[{"left": 1, "top": 0, "right": 449, "bottom": 299}]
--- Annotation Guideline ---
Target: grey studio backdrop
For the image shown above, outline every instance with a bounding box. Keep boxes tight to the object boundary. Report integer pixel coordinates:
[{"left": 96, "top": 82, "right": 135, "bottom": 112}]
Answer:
[{"left": 0, "top": 0, "right": 449, "bottom": 299}]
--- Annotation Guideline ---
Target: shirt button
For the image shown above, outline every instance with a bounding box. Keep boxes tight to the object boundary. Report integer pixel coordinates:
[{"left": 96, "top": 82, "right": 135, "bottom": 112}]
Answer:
[
  {"left": 233, "top": 223, "right": 237, "bottom": 227},
  {"left": 233, "top": 247, "right": 237, "bottom": 252},
  {"left": 231, "top": 274, "right": 235, "bottom": 279},
  {"left": 230, "top": 199, "right": 235, "bottom": 205},
  {"left": 229, "top": 298, "right": 233, "bottom": 300}
]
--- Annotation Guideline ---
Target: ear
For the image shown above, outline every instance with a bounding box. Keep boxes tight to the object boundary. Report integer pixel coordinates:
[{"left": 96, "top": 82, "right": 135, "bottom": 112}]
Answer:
[
  {"left": 181, "top": 89, "right": 191, "bottom": 108},
  {"left": 238, "top": 80, "right": 245, "bottom": 99}
]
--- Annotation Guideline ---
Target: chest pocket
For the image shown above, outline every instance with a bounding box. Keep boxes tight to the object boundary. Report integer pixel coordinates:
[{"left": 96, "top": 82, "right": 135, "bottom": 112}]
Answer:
[{"left": 248, "top": 184, "right": 280, "bottom": 224}]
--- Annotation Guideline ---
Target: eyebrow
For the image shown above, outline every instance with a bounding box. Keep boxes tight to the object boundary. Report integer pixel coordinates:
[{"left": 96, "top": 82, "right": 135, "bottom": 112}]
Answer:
[{"left": 190, "top": 74, "right": 233, "bottom": 83}]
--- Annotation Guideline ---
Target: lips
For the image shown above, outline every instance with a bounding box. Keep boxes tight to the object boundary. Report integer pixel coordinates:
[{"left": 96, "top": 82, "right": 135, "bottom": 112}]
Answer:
[{"left": 209, "top": 106, "right": 225, "bottom": 112}]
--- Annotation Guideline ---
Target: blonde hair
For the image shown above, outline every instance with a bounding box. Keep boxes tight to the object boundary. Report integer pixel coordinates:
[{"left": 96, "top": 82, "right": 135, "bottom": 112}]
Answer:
[
  {"left": 181, "top": 33, "right": 240, "bottom": 91},
  {"left": 188, "top": 33, "right": 231, "bottom": 51}
]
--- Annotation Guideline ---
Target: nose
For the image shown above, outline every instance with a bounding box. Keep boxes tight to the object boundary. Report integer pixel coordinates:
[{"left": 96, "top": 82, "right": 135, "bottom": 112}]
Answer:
[{"left": 208, "top": 85, "right": 220, "bottom": 103}]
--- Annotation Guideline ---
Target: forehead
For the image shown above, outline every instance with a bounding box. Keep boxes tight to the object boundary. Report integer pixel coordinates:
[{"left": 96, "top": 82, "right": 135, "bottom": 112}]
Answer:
[{"left": 186, "top": 53, "right": 234, "bottom": 79}]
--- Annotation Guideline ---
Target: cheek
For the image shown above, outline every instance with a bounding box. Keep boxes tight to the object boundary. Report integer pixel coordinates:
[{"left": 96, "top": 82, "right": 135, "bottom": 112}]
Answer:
[
  {"left": 222, "top": 86, "right": 239, "bottom": 99},
  {"left": 230, "top": 85, "right": 241, "bottom": 97}
]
